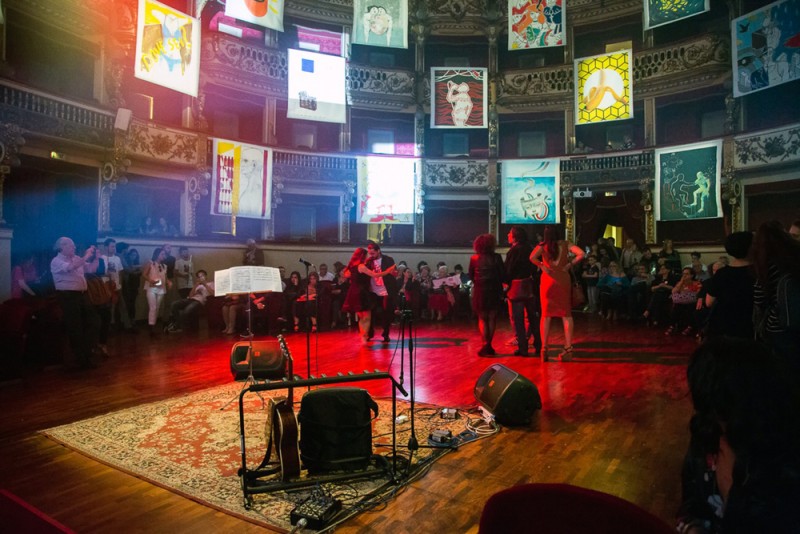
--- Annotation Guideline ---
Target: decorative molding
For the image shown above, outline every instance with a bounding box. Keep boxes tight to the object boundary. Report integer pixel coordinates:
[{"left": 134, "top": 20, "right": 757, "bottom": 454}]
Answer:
[
  {"left": 424, "top": 160, "right": 489, "bottom": 188},
  {"left": 273, "top": 152, "right": 357, "bottom": 185},
  {"left": 200, "top": 35, "right": 288, "bottom": 97},
  {"left": 734, "top": 124, "right": 800, "bottom": 169},
  {"left": 347, "top": 66, "right": 415, "bottom": 111},
  {"left": 126, "top": 120, "right": 199, "bottom": 166}
]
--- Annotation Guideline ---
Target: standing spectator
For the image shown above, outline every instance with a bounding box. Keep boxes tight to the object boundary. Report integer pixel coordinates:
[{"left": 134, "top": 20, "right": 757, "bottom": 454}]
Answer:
[
  {"left": 366, "top": 242, "right": 398, "bottom": 342},
  {"left": 284, "top": 271, "right": 303, "bottom": 331},
  {"left": 752, "top": 221, "right": 800, "bottom": 371},
  {"left": 665, "top": 267, "right": 701, "bottom": 336},
  {"left": 581, "top": 254, "right": 601, "bottom": 313},
  {"left": 704, "top": 232, "right": 754, "bottom": 339},
  {"left": 242, "top": 238, "right": 264, "bottom": 266},
  {"left": 659, "top": 239, "right": 681, "bottom": 273},
  {"left": 530, "top": 226, "right": 585, "bottom": 361},
  {"left": 123, "top": 248, "right": 142, "bottom": 324},
  {"left": 639, "top": 247, "right": 659, "bottom": 275},
  {"left": 504, "top": 226, "right": 541, "bottom": 357},
  {"left": 469, "top": 233, "right": 506, "bottom": 356},
  {"left": 11, "top": 253, "right": 39, "bottom": 299},
  {"left": 102, "top": 238, "right": 133, "bottom": 331},
  {"left": 174, "top": 246, "right": 194, "bottom": 298},
  {"left": 50, "top": 237, "right": 100, "bottom": 369},
  {"left": 606, "top": 236, "right": 622, "bottom": 263},
  {"left": 645, "top": 264, "right": 678, "bottom": 326},
  {"left": 296, "top": 271, "right": 320, "bottom": 332},
  {"left": 620, "top": 238, "right": 642, "bottom": 276},
  {"left": 628, "top": 263, "right": 653, "bottom": 320},
  {"left": 142, "top": 247, "right": 170, "bottom": 336}
]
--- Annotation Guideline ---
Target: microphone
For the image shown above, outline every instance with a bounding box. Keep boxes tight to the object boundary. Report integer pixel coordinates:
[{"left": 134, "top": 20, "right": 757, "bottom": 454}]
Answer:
[{"left": 299, "top": 258, "right": 314, "bottom": 267}]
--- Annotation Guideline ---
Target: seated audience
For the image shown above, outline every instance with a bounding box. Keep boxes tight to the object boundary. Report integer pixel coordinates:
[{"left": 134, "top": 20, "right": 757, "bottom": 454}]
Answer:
[
  {"left": 645, "top": 264, "right": 677, "bottom": 326},
  {"left": 665, "top": 267, "right": 701, "bottom": 336},
  {"left": 627, "top": 263, "right": 653, "bottom": 320},
  {"left": 284, "top": 271, "right": 302, "bottom": 331},
  {"left": 658, "top": 239, "right": 681, "bottom": 273},
  {"left": 166, "top": 270, "right": 214, "bottom": 333},
  {"left": 597, "top": 262, "right": 630, "bottom": 321},
  {"left": 296, "top": 271, "right": 320, "bottom": 332}
]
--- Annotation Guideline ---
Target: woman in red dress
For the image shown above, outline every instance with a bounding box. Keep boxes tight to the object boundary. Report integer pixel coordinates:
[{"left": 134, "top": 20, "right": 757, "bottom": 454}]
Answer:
[
  {"left": 530, "top": 226, "right": 585, "bottom": 361},
  {"left": 342, "top": 247, "right": 396, "bottom": 342}
]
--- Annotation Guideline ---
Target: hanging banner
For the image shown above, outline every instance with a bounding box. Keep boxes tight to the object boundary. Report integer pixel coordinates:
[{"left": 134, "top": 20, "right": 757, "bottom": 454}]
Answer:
[
  {"left": 357, "top": 156, "right": 416, "bottom": 225},
  {"left": 295, "top": 25, "right": 346, "bottom": 56},
  {"left": 732, "top": 0, "right": 800, "bottom": 97},
  {"left": 286, "top": 49, "right": 347, "bottom": 123},
  {"left": 225, "top": 0, "right": 284, "bottom": 32},
  {"left": 501, "top": 159, "right": 561, "bottom": 224},
  {"left": 508, "top": 0, "right": 564, "bottom": 50},
  {"left": 351, "top": 0, "right": 408, "bottom": 49},
  {"left": 430, "top": 68, "right": 488, "bottom": 129},
  {"left": 655, "top": 140, "right": 722, "bottom": 222},
  {"left": 212, "top": 139, "right": 273, "bottom": 220},
  {"left": 134, "top": 0, "right": 200, "bottom": 97},
  {"left": 574, "top": 50, "right": 633, "bottom": 125},
  {"left": 643, "top": 0, "right": 709, "bottom": 31}
]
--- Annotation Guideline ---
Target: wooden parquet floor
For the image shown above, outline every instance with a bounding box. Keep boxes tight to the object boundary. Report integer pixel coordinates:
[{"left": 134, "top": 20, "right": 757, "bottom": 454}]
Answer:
[{"left": 0, "top": 314, "right": 695, "bottom": 532}]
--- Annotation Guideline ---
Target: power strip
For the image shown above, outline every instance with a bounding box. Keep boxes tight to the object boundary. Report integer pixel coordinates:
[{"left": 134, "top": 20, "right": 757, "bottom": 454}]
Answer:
[{"left": 290, "top": 495, "right": 342, "bottom": 530}]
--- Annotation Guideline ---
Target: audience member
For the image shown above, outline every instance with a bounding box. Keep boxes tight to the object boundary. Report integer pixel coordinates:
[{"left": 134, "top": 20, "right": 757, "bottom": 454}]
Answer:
[
  {"left": 11, "top": 253, "right": 39, "bottom": 299},
  {"left": 469, "top": 233, "right": 506, "bottom": 356},
  {"left": 659, "top": 239, "right": 681, "bottom": 273},
  {"left": 101, "top": 238, "right": 133, "bottom": 331},
  {"left": 317, "top": 263, "right": 335, "bottom": 282},
  {"left": 597, "top": 261, "right": 630, "bottom": 321},
  {"left": 142, "top": 247, "right": 170, "bottom": 336},
  {"left": 580, "top": 254, "right": 600, "bottom": 313},
  {"left": 221, "top": 295, "right": 244, "bottom": 335},
  {"left": 678, "top": 338, "right": 800, "bottom": 533},
  {"left": 620, "top": 238, "right": 642, "bottom": 276},
  {"left": 504, "top": 226, "right": 541, "bottom": 356},
  {"left": 665, "top": 267, "right": 701, "bottom": 336},
  {"left": 123, "top": 247, "right": 142, "bottom": 323},
  {"left": 296, "top": 271, "right": 320, "bottom": 332},
  {"left": 704, "top": 232, "right": 754, "bottom": 340},
  {"left": 628, "top": 263, "right": 653, "bottom": 320},
  {"left": 242, "top": 238, "right": 264, "bottom": 266},
  {"left": 365, "top": 242, "right": 398, "bottom": 342},
  {"left": 166, "top": 270, "right": 214, "bottom": 333},
  {"left": 284, "top": 271, "right": 302, "bottom": 331},
  {"left": 50, "top": 237, "right": 100, "bottom": 369},
  {"left": 174, "top": 246, "right": 194, "bottom": 298},
  {"left": 645, "top": 264, "right": 678, "bottom": 326}
]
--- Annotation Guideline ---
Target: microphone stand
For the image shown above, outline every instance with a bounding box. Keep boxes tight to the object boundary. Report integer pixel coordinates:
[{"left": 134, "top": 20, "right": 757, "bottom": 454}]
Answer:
[{"left": 300, "top": 260, "right": 312, "bottom": 390}]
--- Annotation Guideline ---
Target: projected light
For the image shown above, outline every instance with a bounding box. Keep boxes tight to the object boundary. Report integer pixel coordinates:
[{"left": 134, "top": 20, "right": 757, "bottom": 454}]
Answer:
[
  {"left": 287, "top": 49, "right": 347, "bottom": 124},
  {"left": 357, "top": 156, "right": 416, "bottom": 225}
]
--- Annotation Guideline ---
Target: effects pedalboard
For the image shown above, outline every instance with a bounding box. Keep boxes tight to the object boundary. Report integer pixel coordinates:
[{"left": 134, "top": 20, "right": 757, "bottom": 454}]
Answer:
[{"left": 290, "top": 493, "right": 342, "bottom": 530}]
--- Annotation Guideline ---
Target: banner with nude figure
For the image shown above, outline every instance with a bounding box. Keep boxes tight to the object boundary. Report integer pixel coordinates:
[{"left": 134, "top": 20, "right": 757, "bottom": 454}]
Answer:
[
  {"left": 732, "top": 0, "right": 800, "bottom": 97},
  {"left": 211, "top": 138, "right": 273, "bottom": 220},
  {"left": 655, "top": 140, "right": 722, "bottom": 222},
  {"left": 134, "top": 0, "right": 200, "bottom": 97},
  {"left": 430, "top": 68, "right": 488, "bottom": 129},
  {"left": 507, "top": 0, "right": 565, "bottom": 50},
  {"left": 574, "top": 50, "right": 632, "bottom": 125},
  {"left": 501, "top": 159, "right": 561, "bottom": 224},
  {"left": 351, "top": 0, "right": 408, "bottom": 49}
]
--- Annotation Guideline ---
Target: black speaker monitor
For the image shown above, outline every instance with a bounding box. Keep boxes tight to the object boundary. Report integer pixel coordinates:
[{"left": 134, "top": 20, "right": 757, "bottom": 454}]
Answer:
[
  {"left": 474, "top": 364, "right": 542, "bottom": 426},
  {"left": 229, "top": 340, "right": 287, "bottom": 380}
]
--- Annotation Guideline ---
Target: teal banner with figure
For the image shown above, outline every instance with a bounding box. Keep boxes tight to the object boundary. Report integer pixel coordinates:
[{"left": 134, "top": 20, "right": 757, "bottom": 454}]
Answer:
[{"left": 655, "top": 140, "right": 722, "bottom": 221}]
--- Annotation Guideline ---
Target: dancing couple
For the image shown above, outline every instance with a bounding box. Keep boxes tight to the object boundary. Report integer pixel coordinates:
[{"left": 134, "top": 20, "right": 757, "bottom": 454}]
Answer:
[{"left": 342, "top": 242, "right": 397, "bottom": 343}]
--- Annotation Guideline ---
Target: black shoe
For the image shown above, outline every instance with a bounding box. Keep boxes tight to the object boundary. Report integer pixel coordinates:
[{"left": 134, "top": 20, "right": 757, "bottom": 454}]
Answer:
[
  {"left": 382, "top": 334, "right": 390, "bottom": 343},
  {"left": 513, "top": 350, "right": 529, "bottom": 356}
]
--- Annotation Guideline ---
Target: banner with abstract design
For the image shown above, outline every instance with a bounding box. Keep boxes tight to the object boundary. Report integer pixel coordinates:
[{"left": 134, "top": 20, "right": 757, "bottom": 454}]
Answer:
[
  {"left": 212, "top": 139, "right": 273, "bottom": 220},
  {"left": 134, "top": 0, "right": 200, "bottom": 97},
  {"left": 351, "top": 0, "right": 408, "bottom": 49},
  {"left": 732, "top": 0, "right": 800, "bottom": 97},
  {"left": 430, "top": 68, "right": 487, "bottom": 129},
  {"left": 357, "top": 156, "right": 416, "bottom": 224},
  {"left": 574, "top": 50, "right": 633, "bottom": 125},
  {"left": 655, "top": 140, "right": 722, "bottom": 222},
  {"left": 225, "top": 0, "right": 284, "bottom": 32},
  {"left": 643, "top": 0, "right": 709, "bottom": 31},
  {"left": 507, "top": 0, "right": 564, "bottom": 50},
  {"left": 296, "top": 25, "right": 346, "bottom": 56},
  {"left": 501, "top": 159, "right": 560, "bottom": 224}
]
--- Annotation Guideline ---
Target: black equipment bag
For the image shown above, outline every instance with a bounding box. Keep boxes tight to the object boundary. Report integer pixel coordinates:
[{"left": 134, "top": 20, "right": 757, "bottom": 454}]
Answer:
[{"left": 298, "top": 387, "right": 378, "bottom": 473}]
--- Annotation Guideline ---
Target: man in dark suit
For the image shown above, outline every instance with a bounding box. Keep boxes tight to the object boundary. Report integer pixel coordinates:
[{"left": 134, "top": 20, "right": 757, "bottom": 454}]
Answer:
[{"left": 366, "top": 242, "right": 398, "bottom": 343}]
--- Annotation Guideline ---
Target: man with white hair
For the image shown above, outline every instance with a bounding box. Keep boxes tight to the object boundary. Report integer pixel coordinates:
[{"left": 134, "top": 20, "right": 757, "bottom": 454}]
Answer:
[
  {"left": 242, "top": 238, "right": 264, "bottom": 266},
  {"left": 50, "top": 237, "right": 100, "bottom": 369}
]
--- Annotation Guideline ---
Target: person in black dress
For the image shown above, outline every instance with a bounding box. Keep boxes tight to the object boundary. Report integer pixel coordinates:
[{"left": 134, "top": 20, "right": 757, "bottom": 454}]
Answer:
[
  {"left": 469, "top": 233, "right": 506, "bottom": 356},
  {"left": 504, "top": 225, "right": 542, "bottom": 356}
]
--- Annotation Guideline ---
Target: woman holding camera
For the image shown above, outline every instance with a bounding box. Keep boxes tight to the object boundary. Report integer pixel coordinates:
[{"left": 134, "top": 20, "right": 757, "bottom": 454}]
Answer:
[{"left": 142, "top": 247, "right": 170, "bottom": 336}]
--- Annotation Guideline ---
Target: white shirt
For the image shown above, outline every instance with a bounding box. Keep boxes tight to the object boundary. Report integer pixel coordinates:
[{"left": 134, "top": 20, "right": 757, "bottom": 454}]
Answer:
[
  {"left": 102, "top": 254, "right": 124, "bottom": 290},
  {"left": 190, "top": 282, "right": 214, "bottom": 305},
  {"left": 175, "top": 257, "right": 194, "bottom": 290},
  {"left": 369, "top": 257, "right": 387, "bottom": 297}
]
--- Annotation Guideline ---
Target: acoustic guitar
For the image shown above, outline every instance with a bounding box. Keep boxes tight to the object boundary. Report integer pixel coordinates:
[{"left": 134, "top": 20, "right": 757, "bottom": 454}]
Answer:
[{"left": 270, "top": 335, "right": 299, "bottom": 480}]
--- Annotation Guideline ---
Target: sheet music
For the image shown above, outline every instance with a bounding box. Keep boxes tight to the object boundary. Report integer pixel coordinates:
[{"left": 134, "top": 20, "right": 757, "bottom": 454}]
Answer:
[
  {"left": 432, "top": 274, "right": 462, "bottom": 290},
  {"left": 214, "top": 266, "right": 283, "bottom": 295}
]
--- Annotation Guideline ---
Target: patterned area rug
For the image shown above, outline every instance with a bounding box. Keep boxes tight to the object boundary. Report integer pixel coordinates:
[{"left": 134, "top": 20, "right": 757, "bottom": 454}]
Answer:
[{"left": 42, "top": 383, "right": 474, "bottom": 532}]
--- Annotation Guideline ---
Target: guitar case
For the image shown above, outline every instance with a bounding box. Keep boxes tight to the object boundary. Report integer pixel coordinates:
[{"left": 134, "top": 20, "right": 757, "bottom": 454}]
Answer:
[{"left": 297, "top": 387, "right": 378, "bottom": 473}]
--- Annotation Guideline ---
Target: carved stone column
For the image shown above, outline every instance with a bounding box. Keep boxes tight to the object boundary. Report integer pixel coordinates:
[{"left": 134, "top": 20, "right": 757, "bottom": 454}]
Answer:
[
  {"left": 561, "top": 172, "right": 575, "bottom": 243},
  {"left": 644, "top": 98, "right": 657, "bottom": 147},
  {"left": 339, "top": 107, "right": 351, "bottom": 152},
  {"left": 483, "top": 1, "right": 502, "bottom": 158},
  {"left": 186, "top": 168, "right": 211, "bottom": 237},
  {"left": 639, "top": 172, "right": 656, "bottom": 245},
  {"left": 720, "top": 137, "right": 743, "bottom": 232},
  {"left": 724, "top": 92, "right": 739, "bottom": 135},
  {"left": 193, "top": 84, "right": 209, "bottom": 132},
  {"left": 99, "top": 130, "right": 132, "bottom": 232},
  {"left": 341, "top": 180, "right": 355, "bottom": 243},
  {"left": 0, "top": 123, "right": 27, "bottom": 225},
  {"left": 415, "top": 167, "right": 425, "bottom": 245},
  {"left": 487, "top": 183, "right": 500, "bottom": 238},
  {"left": 411, "top": 3, "right": 429, "bottom": 157}
]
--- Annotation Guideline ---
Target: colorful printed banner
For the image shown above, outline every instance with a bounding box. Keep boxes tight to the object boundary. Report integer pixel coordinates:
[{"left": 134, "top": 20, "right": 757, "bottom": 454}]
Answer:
[
  {"left": 351, "top": 0, "right": 408, "bottom": 49},
  {"left": 508, "top": 0, "right": 564, "bottom": 50},
  {"left": 430, "top": 68, "right": 488, "bottom": 129},
  {"left": 212, "top": 139, "right": 273, "bottom": 220},
  {"left": 134, "top": 0, "right": 200, "bottom": 97},
  {"left": 501, "top": 159, "right": 561, "bottom": 224},
  {"left": 655, "top": 140, "right": 722, "bottom": 222},
  {"left": 287, "top": 49, "right": 347, "bottom": 123},
  {"left": 225, "top": 0, "right": 284, "bottom": 32},
  {"left": 357, "top": 156, "right": 416, "bottom": 225},
  {"left": 732, "top": 0, "right": 800, "bottom": 97},
  {"left": 574, "top": 50, "right": 633, "bottom": 125},
  {"left": 296, "top": 25, "right": 346, "bottom": 56},
  {"left": 643, "top": 0, "right": 709, "bottom": 31}
]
